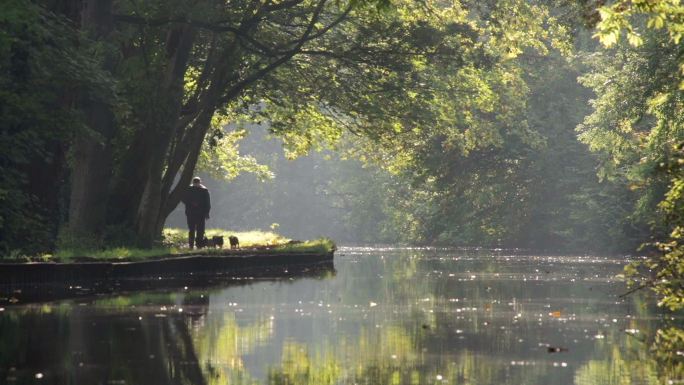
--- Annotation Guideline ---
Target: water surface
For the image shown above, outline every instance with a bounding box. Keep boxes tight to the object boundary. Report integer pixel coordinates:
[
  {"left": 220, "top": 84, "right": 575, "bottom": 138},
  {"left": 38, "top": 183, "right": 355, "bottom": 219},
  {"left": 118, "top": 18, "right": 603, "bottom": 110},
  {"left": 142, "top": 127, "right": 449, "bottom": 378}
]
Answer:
[{"left": 0, "top": 247, "right": 679, "bottom": 384}]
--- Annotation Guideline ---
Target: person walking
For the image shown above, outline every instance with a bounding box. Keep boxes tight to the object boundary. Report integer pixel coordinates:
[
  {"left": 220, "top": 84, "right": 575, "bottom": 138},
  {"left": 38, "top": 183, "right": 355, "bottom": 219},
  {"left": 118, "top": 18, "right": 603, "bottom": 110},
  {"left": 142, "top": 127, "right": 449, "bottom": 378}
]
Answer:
[{"left": 182, "top": 176, "right": 211, "bottom": 249}]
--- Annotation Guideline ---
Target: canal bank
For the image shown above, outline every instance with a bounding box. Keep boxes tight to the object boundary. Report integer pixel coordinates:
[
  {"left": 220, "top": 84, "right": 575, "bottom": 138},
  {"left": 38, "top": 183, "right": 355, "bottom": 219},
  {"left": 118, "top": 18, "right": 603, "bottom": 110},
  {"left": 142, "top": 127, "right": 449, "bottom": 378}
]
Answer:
[{"left": 0, "top": 249, "right": 334, "bottom": 285}]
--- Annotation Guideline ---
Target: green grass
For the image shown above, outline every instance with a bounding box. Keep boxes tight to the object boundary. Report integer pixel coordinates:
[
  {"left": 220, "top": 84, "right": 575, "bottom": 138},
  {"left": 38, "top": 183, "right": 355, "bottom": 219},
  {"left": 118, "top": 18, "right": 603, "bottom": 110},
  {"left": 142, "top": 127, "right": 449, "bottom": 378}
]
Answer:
[
  {"left": 53, "top": 246, "right": 176, "bottom": 262},
  {"left": 41, "top": 229, "right": 335, "bottom": 263},
  {"left": 163, "top": 228, "right": 288, "bottom": 248}
]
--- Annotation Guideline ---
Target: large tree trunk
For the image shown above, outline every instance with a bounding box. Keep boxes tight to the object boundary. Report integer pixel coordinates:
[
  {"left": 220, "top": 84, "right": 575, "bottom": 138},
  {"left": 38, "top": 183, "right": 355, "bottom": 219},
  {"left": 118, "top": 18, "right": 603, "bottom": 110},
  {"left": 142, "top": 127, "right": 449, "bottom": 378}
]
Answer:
[
  {"left": 117, "top": 25, "right": 198, "bottom": 247},
  {"left": 153, "top": 109, "right": 216, "bottom": 238},
  {"left": 64, "top": 0, "right": 117, "bottom": 245}
]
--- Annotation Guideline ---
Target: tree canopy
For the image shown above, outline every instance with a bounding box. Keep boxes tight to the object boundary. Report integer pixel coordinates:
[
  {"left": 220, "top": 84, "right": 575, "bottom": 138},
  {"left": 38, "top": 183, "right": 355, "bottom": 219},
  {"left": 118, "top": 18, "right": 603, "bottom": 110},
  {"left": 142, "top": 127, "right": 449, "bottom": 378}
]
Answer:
[{"left": 2, "top": 0, "right": 684, "bottom": 288}]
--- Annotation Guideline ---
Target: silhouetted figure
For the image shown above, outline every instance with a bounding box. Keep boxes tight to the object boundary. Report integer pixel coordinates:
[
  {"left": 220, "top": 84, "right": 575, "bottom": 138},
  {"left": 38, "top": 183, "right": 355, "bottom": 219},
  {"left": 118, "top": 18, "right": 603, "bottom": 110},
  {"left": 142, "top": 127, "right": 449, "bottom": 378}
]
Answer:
[{"left": 182, "top": 177, "right": 210, "bottom": 249}]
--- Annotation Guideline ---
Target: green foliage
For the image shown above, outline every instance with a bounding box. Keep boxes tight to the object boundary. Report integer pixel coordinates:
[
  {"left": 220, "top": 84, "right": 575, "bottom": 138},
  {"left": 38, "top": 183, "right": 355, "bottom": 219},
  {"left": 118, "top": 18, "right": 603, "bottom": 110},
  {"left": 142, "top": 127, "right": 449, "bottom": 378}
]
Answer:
[
  {"left": 652, "top": 326, "right": 684, "bottom": 379},
  {"left": 197, "top": 127, "right": 274, "bottom": 181},
  {"left": 0, "top": 1, "right": 117, "bottom": 256},
  {"left": 326, "top": 25, "right": 633, "bottom": 251},
  {"left": 584, "top": 2, "right": 684, "bottom": 307}
]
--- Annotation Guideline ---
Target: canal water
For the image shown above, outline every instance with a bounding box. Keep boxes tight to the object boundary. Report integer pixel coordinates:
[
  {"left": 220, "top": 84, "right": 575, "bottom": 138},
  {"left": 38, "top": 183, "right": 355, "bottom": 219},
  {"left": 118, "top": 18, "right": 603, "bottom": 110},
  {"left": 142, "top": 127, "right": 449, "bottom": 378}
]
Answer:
[{"left": 0, "top": 247, "right": 679, "bottom": 384}]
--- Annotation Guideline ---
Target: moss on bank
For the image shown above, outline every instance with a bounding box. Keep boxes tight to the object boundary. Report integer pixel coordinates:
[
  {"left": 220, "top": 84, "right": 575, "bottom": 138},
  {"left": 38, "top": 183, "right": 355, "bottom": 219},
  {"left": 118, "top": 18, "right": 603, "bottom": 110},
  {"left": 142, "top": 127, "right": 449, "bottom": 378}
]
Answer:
[{"left": 19, "top": 229, "right": 335, "bottom": 263}]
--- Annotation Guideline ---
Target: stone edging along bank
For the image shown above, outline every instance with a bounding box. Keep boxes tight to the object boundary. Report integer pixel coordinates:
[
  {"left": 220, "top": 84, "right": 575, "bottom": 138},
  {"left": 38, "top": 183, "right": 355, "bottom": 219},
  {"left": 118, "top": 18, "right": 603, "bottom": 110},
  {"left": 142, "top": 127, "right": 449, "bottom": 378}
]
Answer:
[{"left": 0, "top": 251, "right": 335, "bottom": 285}]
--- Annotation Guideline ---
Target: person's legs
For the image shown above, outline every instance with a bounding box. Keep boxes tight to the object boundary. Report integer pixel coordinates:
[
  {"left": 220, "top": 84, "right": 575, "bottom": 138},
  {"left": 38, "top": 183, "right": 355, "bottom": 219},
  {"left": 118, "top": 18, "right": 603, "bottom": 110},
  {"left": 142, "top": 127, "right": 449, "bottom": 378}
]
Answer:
[
  {"left": 187, "top": 215, "right": 197, "bottom": 249},
  {"left": 196, "top": 217, "right": 206, "bottom": 248}
]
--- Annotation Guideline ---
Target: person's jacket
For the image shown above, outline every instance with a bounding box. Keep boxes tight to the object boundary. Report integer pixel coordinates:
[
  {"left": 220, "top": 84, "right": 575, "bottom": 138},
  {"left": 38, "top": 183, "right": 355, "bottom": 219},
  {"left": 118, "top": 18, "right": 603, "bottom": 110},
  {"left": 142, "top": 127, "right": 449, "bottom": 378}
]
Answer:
[{"left": 182, "top": 184, "right": 210, "bottom": 217}]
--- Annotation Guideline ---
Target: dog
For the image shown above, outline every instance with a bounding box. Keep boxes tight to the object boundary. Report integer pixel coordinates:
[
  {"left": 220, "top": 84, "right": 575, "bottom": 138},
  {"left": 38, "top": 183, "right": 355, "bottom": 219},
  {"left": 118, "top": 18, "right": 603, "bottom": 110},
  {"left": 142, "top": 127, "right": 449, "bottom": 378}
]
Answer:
[
  {"left": 228, "top": 235, "right": 239, "bottom": 249},
  {"left": 197, "top": 235, "right": 224, "bottom": 249}
]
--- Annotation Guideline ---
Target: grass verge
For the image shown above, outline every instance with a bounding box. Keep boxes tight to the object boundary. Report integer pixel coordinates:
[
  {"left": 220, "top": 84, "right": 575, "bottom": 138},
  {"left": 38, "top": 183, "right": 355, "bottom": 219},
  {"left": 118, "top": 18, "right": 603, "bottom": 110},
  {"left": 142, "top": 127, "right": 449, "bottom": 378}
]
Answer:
[{"left": 34, "top": 229, "right": 335, "bottom": 263}]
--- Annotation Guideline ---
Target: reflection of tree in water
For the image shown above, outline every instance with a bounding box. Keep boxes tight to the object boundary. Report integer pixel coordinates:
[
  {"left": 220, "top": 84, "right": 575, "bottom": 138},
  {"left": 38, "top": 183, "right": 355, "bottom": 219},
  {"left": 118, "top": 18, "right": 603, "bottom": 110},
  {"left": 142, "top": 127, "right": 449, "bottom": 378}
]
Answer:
[
  {"left": 0, "top": 302, "right": 208, "bottom": 385},
  {"left": 573, "top": 322, "right": 684, "bottom": 385},
  {"left": 574, "top": 345, "right": 659, "bottom": 385},
  {"left": 652, "top": 326, "right": 684, "bottom": 382},
  {"left": 192, "top": 312, "right": 273, "bottom": 385},
  {"left": 2, "top": 257, "right": 684, "bottom": 385},
  {"left": 261, "top": 324, "right": 554, "bottom": 385}
]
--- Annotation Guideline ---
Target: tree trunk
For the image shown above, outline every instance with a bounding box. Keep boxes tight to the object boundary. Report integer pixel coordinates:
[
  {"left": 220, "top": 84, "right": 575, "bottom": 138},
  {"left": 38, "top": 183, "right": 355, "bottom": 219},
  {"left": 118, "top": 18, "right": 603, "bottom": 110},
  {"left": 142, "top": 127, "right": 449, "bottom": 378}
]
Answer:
[
  {"left": 121, "top": 25, "right": 197, "bottom": 247},
  {"left": 154, "top": 109, "right": 216, "bottom": 238},
  {"left": 64, "top": 0, "right": 117, "bottom": 246}
]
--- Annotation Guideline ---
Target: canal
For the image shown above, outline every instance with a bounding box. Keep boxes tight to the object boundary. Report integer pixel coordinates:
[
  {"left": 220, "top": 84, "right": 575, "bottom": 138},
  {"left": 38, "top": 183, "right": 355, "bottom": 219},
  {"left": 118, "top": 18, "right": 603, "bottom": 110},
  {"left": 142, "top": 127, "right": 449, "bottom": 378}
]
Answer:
[{"left": 0, "top": 247, "right": 678, "bottom": 384}]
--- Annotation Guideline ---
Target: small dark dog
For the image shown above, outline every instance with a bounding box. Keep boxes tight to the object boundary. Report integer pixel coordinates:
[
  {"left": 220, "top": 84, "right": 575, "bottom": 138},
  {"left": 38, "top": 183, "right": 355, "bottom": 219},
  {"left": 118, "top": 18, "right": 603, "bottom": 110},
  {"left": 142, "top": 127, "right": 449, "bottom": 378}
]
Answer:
[
  {"left": 228, "top": 235, "right": 239, "bottom": 249},
  {"left": 197, "top": 235, "right": 224, "bottom": 249}
]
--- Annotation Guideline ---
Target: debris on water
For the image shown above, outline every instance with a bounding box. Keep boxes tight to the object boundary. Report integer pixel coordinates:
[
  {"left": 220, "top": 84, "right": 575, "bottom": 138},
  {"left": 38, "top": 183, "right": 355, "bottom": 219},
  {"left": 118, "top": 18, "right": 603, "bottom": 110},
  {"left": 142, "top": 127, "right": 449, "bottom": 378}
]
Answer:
[
  {"left": 547, "top": 347, "right": 568, "bottom": 353},
  {"left": 35, "top": 373, "right": 44, "bottom": 379},
  {"left": 549, "top": 311, "right": 561, "bottom": 318},
  {"left": 369, "top": 302, "right": 377, "bottom": 307},
  {"left": 422, "top": 324, "right": 430, "bottom": 330}
]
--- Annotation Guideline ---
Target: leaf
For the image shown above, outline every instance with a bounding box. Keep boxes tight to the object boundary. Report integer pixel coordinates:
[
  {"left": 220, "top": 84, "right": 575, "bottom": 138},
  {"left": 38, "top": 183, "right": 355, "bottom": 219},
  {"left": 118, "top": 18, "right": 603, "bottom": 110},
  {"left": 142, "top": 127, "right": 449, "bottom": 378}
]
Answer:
[
  {"left": 627, "top": 32, "right": 643, "bottom": 46},
  {"left": 596, "top": 30, "right": 619, "bottom": 47}
]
